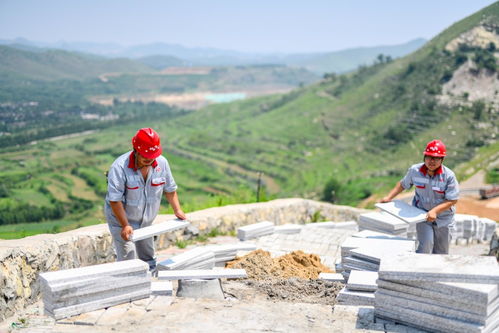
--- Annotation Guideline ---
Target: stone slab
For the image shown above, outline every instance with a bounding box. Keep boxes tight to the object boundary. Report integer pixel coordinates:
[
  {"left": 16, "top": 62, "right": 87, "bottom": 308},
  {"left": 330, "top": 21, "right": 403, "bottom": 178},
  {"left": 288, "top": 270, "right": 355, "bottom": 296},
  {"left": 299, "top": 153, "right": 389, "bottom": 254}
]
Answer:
[
  {"left": 376, "top": 279, "right": 496, "bottom": 315},
  {"left": 375, "top": 302, "right": 499, "bottom": 333},
  {"left": 341, "top": 237, "right": 415, "bottom": 258},
  {"left": 349, "top": 242, "right": 415, "bottom": 264},
  {"left": 306, "top": 221, "right": 358, "bottom": 230},
  {"left": 39, "top": 259, "right": 149, "bottom": 285},
  {"left": 347, "top": 270, "right": 378, "bottom": 292},
  {"left": 45, "top": 288, "right": 150, "bottom": 319},
  {"left": 378, "top": 253, "right": 499, "bottom": 283},
  {"left": 359, "top": 212, "right": 408, "bottom": 230},
  {"left": 151, "top": 281, "right": 173, "bottom": 296},
  {"left": 318, "top": 273, "right": 344, "bottom": 282},
  {"left": 157, "top": 248, "right": 215, "bottom": 270},
  {"left": 376, "top": 289, "right": 496, "bottom": 325},
  {"left": 352, "top": 230, "right": 408, "bottom": 240},
  {"left": 375, "top": 200, "right": 427, "bottom": 224},
  {"left": 274, "top": 224, "right": 302, "bottom": 234},
  {"left": 130, "top": 220, "right": 189, "bottom": 241},
  {"left": 158, "top": 269, "right": 247, "bottom": 280},
  {"left": 337, "top": 287, "right": 375, "bottom": 306},
  {"left": 343, "top": 256, "right": 379, "bottom": 271}
]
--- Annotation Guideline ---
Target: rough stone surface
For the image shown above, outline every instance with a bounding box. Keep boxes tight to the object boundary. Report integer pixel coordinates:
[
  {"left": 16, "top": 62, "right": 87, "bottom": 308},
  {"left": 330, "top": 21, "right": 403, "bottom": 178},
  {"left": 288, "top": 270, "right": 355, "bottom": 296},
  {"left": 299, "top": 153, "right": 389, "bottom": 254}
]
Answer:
[{"left": 0, "top": 198, "right": 367, "bottom": 322}]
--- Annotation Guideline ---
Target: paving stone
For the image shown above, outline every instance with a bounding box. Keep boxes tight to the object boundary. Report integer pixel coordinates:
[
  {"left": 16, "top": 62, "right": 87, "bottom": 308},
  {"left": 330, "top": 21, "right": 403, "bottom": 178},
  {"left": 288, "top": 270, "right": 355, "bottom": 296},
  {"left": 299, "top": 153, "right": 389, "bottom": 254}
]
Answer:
[
  {"left": 349, "top": 242, "right": 416, "bottom": 264},
  {"left": 375, "top": 200, "right": 427, "bottom": 224},
  {"left": 158, "top": 269, "right": 247, "bottom": 280},
  {"left": 341, "top": 237, "right": 415, "bottom": 258},
  {"left": 318, "top": 273, "right": 344, "bottom": 282},
  {"left": 337, "top": 287, "right": 375, "bottom": 306},
  {"left": 151, "top": 281, "right": 173, "bottom": 296},
  {"left": 352, "top": 230, "right": 409, "bottom": 240},
  {"left": 347, "top": 271, "right": 378, "bottom": 292},
  {"left": 343, "top": 256, "right": 379, "bottom": 271},
  {"left": 130, "top": 220, "right": 189, "bottom": 241},
  {"left": 378, "top": 253, "right": 499, "bottom": 283}
]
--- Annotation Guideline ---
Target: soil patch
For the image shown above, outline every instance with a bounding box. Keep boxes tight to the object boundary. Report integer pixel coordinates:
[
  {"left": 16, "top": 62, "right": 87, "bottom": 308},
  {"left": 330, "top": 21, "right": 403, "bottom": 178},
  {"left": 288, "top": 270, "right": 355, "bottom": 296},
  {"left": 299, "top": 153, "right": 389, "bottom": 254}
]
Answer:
[
  {"left": 245, "top": 278, "right": 343, "bottom": 305},
  {"left": 226, "top": 249, "right": 333, "bottom": 280}
]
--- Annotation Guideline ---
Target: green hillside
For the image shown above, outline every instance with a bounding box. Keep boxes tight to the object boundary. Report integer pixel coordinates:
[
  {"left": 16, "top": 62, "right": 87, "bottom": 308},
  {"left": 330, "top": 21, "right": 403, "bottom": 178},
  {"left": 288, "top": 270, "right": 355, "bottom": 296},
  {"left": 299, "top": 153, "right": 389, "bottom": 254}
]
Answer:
[
  {"left": 0, "top": 45, "right": 154, "bottom": 81},
  {"left": 0, "top": 2, "right": 497, "bottom": 239}
]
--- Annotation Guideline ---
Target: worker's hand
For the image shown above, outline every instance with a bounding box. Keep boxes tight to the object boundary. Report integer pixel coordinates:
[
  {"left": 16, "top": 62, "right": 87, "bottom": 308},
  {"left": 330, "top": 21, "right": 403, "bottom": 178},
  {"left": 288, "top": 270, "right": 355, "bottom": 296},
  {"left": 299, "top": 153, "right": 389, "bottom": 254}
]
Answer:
[
  {"left": 121, "top": 225, "right": 134, "bottom": 241},
  {"left": 379, "top": 196, "right": 392, "bottom": 203},
  {"left": 426, "top": 209, "right": 437, "bottom": 223},
  {"left": 174, "top": 209, "right": 187, "bottom": 220}
]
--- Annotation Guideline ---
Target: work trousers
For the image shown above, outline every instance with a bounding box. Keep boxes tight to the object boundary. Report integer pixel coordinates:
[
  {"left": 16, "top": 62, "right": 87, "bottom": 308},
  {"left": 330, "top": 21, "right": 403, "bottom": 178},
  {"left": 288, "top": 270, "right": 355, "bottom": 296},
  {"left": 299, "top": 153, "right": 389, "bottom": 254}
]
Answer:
[
  {"left": 416, "top": 221, "right": 451, "bottom": 254},
  {"left": 108, "top": 223, "right": 157, "bottom": 271}
]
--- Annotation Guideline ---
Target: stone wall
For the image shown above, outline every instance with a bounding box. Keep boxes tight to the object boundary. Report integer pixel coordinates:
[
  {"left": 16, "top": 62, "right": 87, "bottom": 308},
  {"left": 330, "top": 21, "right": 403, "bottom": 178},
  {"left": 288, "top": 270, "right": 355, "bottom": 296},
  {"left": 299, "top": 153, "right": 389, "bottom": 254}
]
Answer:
[{"left": 0, "top": 198, "right": 367, "bottom": 321}]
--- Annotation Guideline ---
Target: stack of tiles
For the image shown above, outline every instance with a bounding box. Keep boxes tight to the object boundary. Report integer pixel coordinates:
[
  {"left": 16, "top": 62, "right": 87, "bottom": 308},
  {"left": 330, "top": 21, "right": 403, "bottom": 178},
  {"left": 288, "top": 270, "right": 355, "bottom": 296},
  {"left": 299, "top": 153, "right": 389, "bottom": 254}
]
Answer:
[
  {"left": 207, "top": 243, "right": 257, "bottom": 265},
  {"left": 237, "top": 221, "right": 275, "bottom": 241},
  {"left": 453, "top": 215, "right": 497, "bottom": 244},
  {"left": 274, "top": 224, "right": 302, "bottom": 234},
  {"left": 340, "top": 236, "right": 415, "bottom": 279},
  {"left": 358, "top": 212, "right": 408, "bottom": 236},
  {"left": 337, "top": 270, "right": 378, "bottom": 306},
  {"left": 305, "top": 221, "right": 358, "bottom": 231},
  {"left": 376, "top": 253, "right": 499, "bottom": 333},
  {"left": 39, "top": 259, "right": 150, "bottom": 319},
  {"left": 158, "top": 247, "right": 215, "bottom": 270}
]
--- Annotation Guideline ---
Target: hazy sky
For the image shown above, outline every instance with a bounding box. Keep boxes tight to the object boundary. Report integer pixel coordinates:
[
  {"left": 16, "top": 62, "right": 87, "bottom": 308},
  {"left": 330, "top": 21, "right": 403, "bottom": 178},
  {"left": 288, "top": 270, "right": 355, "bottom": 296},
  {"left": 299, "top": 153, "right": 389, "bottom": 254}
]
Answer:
[{"left": 0, "top": 0, "right": 496, "bottom": 53}]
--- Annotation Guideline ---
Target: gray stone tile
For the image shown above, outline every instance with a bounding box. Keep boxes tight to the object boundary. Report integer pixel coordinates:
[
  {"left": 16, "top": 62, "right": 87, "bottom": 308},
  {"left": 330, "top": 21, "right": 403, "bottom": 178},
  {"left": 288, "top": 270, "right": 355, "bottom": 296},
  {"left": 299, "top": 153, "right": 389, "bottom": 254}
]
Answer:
[
  {"left": 379, "top": 253, "right": 499, "bottom": 283},
  {"left": 347, "top": 271, "right": 378, "bottom": 292},
  {"left": 375, "top": 200, "right": 427, "bottom": 224},
  {"left": 337, "top": 287, "right": 375, "bottom": 306}
]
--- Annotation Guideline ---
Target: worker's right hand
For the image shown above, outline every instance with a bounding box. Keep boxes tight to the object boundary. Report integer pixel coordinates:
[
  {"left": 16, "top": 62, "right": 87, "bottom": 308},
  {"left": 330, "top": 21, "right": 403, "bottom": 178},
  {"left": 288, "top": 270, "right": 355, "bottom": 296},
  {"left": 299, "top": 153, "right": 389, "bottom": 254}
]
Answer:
[
  {"left": 379, "top": 196, "right": 392, "bottom": 203},
  {"left": 121, "top": 225, "right": 134, "bottom": 241}
]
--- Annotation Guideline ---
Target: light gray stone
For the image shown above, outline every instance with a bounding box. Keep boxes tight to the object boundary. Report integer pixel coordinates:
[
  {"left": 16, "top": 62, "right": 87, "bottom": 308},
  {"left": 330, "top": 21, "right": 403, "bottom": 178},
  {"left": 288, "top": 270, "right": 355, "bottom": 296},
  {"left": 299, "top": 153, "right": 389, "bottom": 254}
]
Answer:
[
  {"left": 318, "top": 273, "right": 345, "bottom": 282},
  {"left": 343, "top": 257, "right": 379, "bottom": 271},
  {"left": 341, "top": 237, "right": 415, "bottom": 258},
  {"left": 359, "top": 212, "right": 408, "bottom": 231},
  {"left": 274, "top": 224, "right": 302, "bottom": 234},
  {"left": 349, "top": 242, "right": 416, "bottom": 264},
  {"left": 352, "top": 229, "right": 408, "bottom": 240},
  {"left": 158, "top": 269, "right": 247, "bottom": 280},
  {"left": 347, "top": 271, "right": 378, "bottom": 292},
  {"left": 130, "top": 220, "right": 189, "bottom": 242},
  {"left": 378, "top": 253, "right": 499, "bottom": 283},
  {"left": 375, "top": 200, "right": 427, "bottom": 224},
  {"left": 176, "top": 279, "right": 224, "bottom": 299},
  {"left": 151, "top": 281, "right": 173, "bottom": 296},
  {"left": 337, "top": 287, "right": 375, "bottom": 306}
]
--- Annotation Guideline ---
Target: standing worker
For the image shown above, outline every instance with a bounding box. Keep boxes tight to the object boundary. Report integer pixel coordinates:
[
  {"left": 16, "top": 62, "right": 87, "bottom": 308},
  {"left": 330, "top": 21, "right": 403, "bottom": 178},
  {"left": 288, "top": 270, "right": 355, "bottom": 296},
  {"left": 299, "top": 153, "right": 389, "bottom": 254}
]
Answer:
[
  {"left": 105, "top": 128, "right": 186, "bottom": 271},
  {"left": 380, "top": 140, "right": 459, "bottom": 254}
]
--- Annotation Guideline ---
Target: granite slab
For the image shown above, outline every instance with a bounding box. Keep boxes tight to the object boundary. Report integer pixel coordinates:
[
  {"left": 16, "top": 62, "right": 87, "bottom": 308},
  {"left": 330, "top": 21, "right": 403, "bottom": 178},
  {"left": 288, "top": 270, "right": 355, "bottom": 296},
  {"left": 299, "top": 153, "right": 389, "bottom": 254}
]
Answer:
[
  {"left": 318, "top": 273, "right": 345, "bottom": 282},
  {"left": 341, "top": 237, "right": 415, "bottom": 258},
  {"left": 337, "top": 287, "right": 375, "bottom": 306},
  {"left": 343, "top": 256, "right": 379, "bottom": 271},
  {"left": 130, "top": 220, "right": 189, "bottom": 241},
  {"left": 347, "top": 270, "right": 378, "bottom": 292},
  {"left": 351, "top": 230, "right": 408, "bottom": 240},
  {"left": 375, "top": 289, "right": 497, "bottom": 325},
  {"left": 151, "top": 281, "right": 173, "bottom": 296},
  {"left": 375, "top": 200, "right": 427, "bottom": 224},
  {"left": 349, "top": 242, "right": 416, "bottom": 264},
  {"left": 359, "top": 212, "right": 408, "bottom": 231},
  {"left": 158, "top": 269, "right": 247, "bottom": 280},
  {"left": 378, "top": 253, "right": 499, "bottom": 283}
]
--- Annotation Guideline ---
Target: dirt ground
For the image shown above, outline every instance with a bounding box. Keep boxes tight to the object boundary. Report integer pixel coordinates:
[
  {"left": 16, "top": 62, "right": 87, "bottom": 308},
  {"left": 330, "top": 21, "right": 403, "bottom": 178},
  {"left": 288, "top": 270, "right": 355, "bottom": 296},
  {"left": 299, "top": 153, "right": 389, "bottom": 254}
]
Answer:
[{"left": 456, "top": 196, "right": 499, "bottom": 220}]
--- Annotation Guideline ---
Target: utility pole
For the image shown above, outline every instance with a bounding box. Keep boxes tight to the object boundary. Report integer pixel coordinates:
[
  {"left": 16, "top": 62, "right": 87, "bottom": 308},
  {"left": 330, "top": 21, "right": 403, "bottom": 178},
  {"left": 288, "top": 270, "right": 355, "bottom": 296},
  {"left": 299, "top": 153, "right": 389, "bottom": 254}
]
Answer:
[{"left": 256, "top": 172, "right": 263, "bottom": 202}]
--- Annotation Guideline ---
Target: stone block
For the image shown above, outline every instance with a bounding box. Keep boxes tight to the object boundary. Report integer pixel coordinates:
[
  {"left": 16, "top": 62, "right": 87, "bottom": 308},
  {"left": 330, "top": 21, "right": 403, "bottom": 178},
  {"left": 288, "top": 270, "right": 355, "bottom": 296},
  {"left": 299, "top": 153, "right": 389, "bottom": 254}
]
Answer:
[
  {"left": 318, "top": 273, "right": 344, "bottom": 282},
  {"left": 378, "top": 253, "right": 499, "bottom": 283},
  {"left": 130, "top": 220, "right": 189, "bottom": 242},
  {"left": 375, "top": 200, "right": 427, "bottom": 224},
  {"left": 347, "top": 270, "right": 378, "bottom": 292},
  {"left": 337, "top": 287, "right": 375, "bottom": 306},
  {"left": 158, "top": 268, "right": 247, "bottom": 280}
]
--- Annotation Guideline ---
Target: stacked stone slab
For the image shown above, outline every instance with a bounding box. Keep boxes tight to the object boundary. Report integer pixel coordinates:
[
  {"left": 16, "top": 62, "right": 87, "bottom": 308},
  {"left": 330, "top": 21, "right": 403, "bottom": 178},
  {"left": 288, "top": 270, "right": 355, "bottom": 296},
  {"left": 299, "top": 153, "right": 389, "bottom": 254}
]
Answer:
[
  {"left": 358, "top": 212, "right": 408, "bottom": 236},
  {"left": 206, "top": 243, "right": 257, "bottom": 265},
  {"left": 39, "top": 259, "right": 150, "bottom": 319},
  {"left": 453, "top": 214, "right": 497, "bottom": 244},
  {"left": 337, "top": 270, "right": 378, "bottom": 306},
  {"left": 339, "top": 235, "right": 415, "bottom": 279},
  {"left": 237, "top": 221, "right": 275, "bottom": 240},
  {"left": 158, "top": 247, "right": 215, "bottom": 270},
  {"left": 376, "top": 253, "right": 499, "bottom": 333}
]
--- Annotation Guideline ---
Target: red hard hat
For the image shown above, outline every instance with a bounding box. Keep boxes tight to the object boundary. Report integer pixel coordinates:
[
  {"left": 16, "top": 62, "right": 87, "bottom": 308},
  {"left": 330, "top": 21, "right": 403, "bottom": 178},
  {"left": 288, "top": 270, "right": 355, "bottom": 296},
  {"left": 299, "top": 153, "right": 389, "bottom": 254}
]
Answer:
[
  {"left": 132, "top": 128, "right": 162, "bottom": 159},
  {"left": 424, "top": 139, "right": 446, "bottom": 157}
]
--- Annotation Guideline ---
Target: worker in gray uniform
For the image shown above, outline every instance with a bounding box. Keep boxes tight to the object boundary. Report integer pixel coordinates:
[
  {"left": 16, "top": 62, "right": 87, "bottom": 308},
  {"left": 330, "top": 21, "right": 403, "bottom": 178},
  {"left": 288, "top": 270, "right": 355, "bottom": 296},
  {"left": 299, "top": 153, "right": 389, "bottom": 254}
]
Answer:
[
  {"left": 380, "top": 140, "right": 459, "bottom": 254},
  {"left": 105, "top": 128, "right": 186, "bottom": 270}
]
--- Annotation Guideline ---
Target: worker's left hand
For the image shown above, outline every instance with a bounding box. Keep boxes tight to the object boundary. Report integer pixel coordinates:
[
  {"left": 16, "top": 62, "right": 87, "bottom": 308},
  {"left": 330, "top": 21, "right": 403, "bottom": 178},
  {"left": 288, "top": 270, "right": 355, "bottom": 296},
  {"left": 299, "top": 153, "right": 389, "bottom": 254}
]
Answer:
[
  {"left": 174, "top": 209, "right": 187, "bottom": 220},
  {"left": 426, "top": 209, "right": 437, "bottom": 222}
]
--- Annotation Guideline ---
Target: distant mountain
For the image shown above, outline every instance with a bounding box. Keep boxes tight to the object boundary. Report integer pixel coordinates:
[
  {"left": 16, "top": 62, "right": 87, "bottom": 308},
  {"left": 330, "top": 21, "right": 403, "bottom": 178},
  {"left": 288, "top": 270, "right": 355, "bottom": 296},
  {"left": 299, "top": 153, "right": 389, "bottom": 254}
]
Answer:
[
  {"left": 284, "top": 38, "right": 427, "bottom": 74},
  {"left": 0, "top": 45, "right": 154, "bottom": 81},
  {"left": 136, "top": 54, "right": 188, "bottom": 70},
  {"left": 0, "top": 38, "right": 426, "bottom": 73}
]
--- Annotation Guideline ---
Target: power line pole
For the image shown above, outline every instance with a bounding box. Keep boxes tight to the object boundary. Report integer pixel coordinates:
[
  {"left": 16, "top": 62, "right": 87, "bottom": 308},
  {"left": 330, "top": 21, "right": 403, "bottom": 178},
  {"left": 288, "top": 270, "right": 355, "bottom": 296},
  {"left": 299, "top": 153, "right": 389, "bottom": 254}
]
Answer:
[{"left": 256, "top": 171, "right": 263, "bottom": 202}]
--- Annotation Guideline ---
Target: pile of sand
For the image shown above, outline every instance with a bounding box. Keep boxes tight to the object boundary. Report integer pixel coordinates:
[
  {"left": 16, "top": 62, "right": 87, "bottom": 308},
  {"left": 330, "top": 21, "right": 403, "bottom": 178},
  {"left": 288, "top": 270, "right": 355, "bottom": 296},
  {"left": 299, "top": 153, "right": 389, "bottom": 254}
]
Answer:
[{"left": 226, "top": 249, "right": 333, "bottom": 280}]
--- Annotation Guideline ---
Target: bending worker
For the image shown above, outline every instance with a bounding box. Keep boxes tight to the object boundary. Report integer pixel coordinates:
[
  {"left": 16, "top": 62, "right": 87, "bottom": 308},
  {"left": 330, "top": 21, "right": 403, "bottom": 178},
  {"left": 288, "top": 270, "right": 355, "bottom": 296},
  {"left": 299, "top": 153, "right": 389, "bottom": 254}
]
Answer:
[
  {"left": 105, "top": 128, "right": 186, "bottom": 270},
  {"left": 380, "top": 140, "right": 459, "bottom": 254}
]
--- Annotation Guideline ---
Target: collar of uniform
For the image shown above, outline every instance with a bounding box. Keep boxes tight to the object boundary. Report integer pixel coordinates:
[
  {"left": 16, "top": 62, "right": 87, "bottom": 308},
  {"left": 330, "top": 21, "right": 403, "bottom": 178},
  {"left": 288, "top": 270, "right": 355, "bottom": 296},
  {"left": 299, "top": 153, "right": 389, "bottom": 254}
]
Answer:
[
  {"left": 419, "top": 164, "right": 443, "bottom": 176},
  {"left": 127, "top": 151, "right": 158, "bottom": 171}
]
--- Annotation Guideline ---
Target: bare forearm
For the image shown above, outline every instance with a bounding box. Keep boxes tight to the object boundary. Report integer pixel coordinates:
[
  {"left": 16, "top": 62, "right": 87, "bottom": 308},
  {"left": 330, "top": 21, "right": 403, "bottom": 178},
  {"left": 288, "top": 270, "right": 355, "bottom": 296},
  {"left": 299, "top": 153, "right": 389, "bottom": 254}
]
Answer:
[
  {"left": 382, "top": 182, "right": 405, "bottom": 202},
  {"left": 109, "top": 201, "right": 129, "bottom": 228},
  {"left": 432, "top": 200, "right": 457, "bottom": 215}
]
